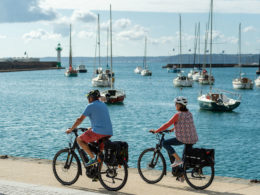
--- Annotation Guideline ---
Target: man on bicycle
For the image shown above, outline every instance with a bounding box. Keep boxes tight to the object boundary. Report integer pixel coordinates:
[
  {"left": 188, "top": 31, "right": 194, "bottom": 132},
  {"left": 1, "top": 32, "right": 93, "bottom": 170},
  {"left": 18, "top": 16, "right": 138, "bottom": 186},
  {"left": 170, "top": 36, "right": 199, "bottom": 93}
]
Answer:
[{"left": 66, "top": 89, "right": 113, "bottom": 166}]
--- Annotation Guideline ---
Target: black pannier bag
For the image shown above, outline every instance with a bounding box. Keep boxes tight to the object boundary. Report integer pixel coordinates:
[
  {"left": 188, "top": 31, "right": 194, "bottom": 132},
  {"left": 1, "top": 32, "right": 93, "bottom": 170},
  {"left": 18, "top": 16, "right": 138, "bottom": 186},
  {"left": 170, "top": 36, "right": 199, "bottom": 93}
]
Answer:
[
  {"left": 104, "top": 140, "right": 128, "bottom": 166},
  {"left": 185, "top": 148, "right": 215, "bottom": 167}
]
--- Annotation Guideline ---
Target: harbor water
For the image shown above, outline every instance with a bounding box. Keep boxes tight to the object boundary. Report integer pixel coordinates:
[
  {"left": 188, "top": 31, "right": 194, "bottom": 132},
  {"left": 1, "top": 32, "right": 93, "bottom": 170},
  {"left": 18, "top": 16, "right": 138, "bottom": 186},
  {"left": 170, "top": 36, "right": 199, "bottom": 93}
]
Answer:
[{"left": 0, "top": 57, "right": 259, "bottom": 180}]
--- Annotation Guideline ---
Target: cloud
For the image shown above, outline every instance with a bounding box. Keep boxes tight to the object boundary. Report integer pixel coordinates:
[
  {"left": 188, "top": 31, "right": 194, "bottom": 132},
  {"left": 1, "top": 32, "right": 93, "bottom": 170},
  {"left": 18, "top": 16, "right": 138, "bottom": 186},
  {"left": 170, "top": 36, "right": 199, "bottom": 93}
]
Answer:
[
  {"left": 114, "top": 18, "right": 132, "bottom": 29},
  {"left": 42, "top": 0, "right": 260, "bottom": 14},
  {"left": 0, "top": 0, "right": 57, "bottom": 23},
  {"left": 150, "top": 36, "right": 174, "bottom": 45},
  {"left": 78, "top": 31, "right": 95, "bottom": 39},
  {"left": 243, "top": 26, "right": 256, "bottom": 33},
  {"left": 0, "top": 34, "right": 7, "bottom": 39},
  {"left": 71, "top": 10, "right": 97, "bottom": 23},
  {"left": 22, "top": 29, "right": 61, "bottom": 41},
  {"left": 116, "top": 25, "right": 148, "bottom": 41}
]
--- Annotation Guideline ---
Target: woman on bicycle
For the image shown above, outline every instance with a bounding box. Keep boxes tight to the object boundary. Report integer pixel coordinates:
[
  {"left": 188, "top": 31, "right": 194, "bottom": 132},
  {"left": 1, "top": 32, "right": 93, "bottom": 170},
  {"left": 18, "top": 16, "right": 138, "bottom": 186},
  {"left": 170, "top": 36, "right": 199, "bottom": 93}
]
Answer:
[{"left": 150, "top": 96, "right": 198, "bottom": 167}]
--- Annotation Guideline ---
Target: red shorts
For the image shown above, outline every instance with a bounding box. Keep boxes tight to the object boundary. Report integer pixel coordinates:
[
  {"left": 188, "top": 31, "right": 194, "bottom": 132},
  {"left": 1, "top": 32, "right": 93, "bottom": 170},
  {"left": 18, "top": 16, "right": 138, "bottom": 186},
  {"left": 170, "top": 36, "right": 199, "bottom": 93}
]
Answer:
[{"left": 79, "top": 129, "right": 110, "bottom": 150}]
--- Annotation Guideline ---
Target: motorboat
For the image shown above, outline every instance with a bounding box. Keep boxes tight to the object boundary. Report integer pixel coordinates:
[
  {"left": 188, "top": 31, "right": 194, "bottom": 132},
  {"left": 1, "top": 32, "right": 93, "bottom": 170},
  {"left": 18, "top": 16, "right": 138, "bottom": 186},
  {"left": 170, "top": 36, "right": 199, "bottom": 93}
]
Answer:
[
  {"left": 76, "top": 65, "right": 87, "bottom": 73},
  {"left": 100, "top": 89, "right": 125, "bottom": 104},
  {"left": 198, "top": 90, "right": 241, "bottom": 111},
  {"left": 134, "top": 66, "right": 142, "bottom": 74},
  {"left": 167, "top": 66, "right": 181, "bottom": 73}
]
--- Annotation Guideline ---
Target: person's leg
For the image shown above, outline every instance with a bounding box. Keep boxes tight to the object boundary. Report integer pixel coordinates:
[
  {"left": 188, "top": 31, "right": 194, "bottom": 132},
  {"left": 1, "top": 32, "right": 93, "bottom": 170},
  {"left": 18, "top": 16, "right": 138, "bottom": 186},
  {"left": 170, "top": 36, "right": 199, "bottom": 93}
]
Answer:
[
  {"left": 77, "top": 137, "right": 94, "bottom": 159},
  {"left": 162, "top": 138, "right": 183, "bottom": 161}
]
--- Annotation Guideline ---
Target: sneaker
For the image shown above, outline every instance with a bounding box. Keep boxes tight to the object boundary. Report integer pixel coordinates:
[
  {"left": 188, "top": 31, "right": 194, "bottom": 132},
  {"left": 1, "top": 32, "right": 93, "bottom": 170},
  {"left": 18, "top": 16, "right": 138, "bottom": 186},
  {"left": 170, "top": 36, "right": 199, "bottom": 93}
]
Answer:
[
  {"left": 171, "top": 160, "right": 183, "bottom": 167},
  {"left": 176, "top": 176, "right": 185, "bottom": 183},
  {"left": 85, "top": 158, "right": 97, "bottom": 167}
]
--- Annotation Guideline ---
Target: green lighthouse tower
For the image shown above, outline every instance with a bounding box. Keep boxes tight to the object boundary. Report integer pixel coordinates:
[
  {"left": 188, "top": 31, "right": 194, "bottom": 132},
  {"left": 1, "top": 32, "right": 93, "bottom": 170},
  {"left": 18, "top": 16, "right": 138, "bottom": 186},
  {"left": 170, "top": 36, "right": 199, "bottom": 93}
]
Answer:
[{"left": 56, "top": 43, "right": 62, "bottom": 68}]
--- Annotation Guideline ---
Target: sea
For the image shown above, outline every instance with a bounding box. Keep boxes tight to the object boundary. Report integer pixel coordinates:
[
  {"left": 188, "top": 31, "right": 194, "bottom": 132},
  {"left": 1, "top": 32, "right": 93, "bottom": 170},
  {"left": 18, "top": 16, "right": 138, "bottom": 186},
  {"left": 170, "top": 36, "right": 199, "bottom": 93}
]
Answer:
[{"left": 0, "top": 57, "right": 259, "bottom": 180}]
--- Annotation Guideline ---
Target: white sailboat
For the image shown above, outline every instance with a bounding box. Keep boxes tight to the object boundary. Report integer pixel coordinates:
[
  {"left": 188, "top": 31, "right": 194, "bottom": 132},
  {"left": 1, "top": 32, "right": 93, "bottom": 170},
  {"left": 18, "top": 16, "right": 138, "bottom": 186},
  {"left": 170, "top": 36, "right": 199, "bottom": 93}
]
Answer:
[
  {"left": 188, "top": 22, "right": 201, "bottom": 81},
  {"left": 141, "top": 37, "right": 152, "bottom": 76},
  {"left": 92, "top": 14, "right": 110, "bottom": 87},
  {"left": 134, "top": 66, "right": 143, "bottom": 74},
  {"left": 232, "top": 23, "right": 253, "bottom": 89},
  {"left": 255, "top": 76, "right": 260, "bottom": 87},
  {"left": 198, "top": 18, "right": 214, "bottom": 85},
  {"left": 100, "top": 5, "right": 126, "bottom": 104},
  {"left": 173, "top": 14, "right": 193, "bottom": 87},
  {"left": 198, "top": 0, "right": 240, "bottom": 112},
  {"left": 65, "top": 24, "right": 78, "bottom": 77}
]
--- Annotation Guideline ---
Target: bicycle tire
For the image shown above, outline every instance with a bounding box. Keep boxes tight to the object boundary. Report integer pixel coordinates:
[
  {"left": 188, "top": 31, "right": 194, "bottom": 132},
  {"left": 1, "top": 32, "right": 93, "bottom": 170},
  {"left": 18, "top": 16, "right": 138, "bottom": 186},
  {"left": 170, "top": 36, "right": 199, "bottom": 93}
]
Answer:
[
  {"left": 137, "top": 148, "right": 166, "bottom": 184},
  {"left": 98, "top": 161, "right": 128, "bottom": 191},
  {"left": 52, "top": 148, "right": 81, "bottom": 185},
  {"left": 183, "top": 162, "right": 214, "bottom": 190}
]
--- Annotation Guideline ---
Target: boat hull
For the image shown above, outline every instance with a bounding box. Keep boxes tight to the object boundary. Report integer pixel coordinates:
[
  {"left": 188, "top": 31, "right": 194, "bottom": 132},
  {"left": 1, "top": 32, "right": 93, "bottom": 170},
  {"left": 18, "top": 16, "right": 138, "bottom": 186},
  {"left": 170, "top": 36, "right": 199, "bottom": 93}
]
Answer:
[
  {"left": 100, "top": 90, "right": 125, "bottom": 104},
  {"left": 78, "top": 69, "right": 87, "bottom": 73},
  {"left": 198, "top": 100, "right": 240, "bottom": 111}
]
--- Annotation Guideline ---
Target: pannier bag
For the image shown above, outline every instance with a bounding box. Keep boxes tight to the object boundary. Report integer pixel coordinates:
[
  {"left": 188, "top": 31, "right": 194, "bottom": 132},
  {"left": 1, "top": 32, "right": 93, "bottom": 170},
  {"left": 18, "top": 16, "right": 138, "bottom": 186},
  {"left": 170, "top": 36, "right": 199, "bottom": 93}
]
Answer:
[
  {"left": 185, "top": 148, "right": 214, "bottom": 167},
  {"left": 104, "top": 140, "right": 128, "bottom": 166}
]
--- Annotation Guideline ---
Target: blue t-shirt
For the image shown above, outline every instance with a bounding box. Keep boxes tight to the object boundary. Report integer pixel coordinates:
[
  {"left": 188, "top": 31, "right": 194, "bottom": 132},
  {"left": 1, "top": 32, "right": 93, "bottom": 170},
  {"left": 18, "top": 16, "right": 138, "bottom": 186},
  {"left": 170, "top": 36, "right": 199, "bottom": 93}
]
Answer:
[{"left": 82, "top": 100, "right": 113, "bottom": 136}]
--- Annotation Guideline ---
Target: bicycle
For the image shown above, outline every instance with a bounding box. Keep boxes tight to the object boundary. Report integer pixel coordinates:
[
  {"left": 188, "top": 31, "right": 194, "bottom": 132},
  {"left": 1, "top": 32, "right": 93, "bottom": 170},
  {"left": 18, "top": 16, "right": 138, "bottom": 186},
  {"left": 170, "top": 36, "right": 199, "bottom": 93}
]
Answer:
[
  {"left": 52, "top": 128, "right": 128, "bottom": 191},
  {"left": 137, "top": 130, "right": 214, "bottom": 190}
]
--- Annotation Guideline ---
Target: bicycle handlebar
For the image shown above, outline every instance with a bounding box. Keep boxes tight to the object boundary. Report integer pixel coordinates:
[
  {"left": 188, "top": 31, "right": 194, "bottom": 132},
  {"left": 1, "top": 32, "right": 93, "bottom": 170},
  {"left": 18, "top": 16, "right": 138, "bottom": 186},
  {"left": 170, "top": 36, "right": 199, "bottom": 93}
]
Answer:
[
  {"left": 150, "top": 129, "right": 171, "bottom": 134},
  {"left": 72, "top": 128, "right": 89, "bottom": 133}
]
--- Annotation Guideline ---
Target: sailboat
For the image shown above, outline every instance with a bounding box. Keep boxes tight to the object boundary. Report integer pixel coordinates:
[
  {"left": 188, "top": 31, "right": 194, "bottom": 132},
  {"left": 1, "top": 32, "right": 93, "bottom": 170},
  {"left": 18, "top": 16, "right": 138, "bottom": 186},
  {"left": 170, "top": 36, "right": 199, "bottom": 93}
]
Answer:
[
  {"left": 198, "top": 0, "right": 241, "bottom": 111},
  {"left": 188, "top": 22, "right": 201, "bottom": 81},
  {"left": 134, "top": 66, "right": 143, "bottom": 74},
  {"left": 65, "top": 24, "right": 78, "bottom": 77},
  {"left": 255, "top": 76, "right": 260, "bottom": 87},
  {"left": 173, "top": 14, "right": 193, "bottom": 87},
  {"left": 232, "top": 23, "right": 253, "bottom": 89},
  {"left": 100, "top": 5, "right": 126, "bottom": 104},
  {"left": 141, "top": 37, "right": 152, "bottom": 76},
  {"left": 92, "top": 14, "right": 110, "bottom": 87},
  {"left": 198, "top": 14, "right": 214, "bottom": 85}
]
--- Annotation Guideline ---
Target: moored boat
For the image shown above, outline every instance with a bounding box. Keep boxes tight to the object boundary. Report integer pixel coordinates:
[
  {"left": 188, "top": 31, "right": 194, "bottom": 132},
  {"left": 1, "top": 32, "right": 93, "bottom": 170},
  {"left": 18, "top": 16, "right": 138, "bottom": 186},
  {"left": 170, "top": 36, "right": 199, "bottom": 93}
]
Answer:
[
  {"left": 65, "top": 24, "right": 78, "bottom": 77},
  {"left": 255, "top": 76, "right": 260, "bottom": 87},
  {"left": 76, "top": 65, "right": 87, "bottom": 73},
  {"left": 100, "top": 89, "right": 125, "bottom": 104},
  {"left": 134, "top": 66, "right": 142, "bottom": 74}
]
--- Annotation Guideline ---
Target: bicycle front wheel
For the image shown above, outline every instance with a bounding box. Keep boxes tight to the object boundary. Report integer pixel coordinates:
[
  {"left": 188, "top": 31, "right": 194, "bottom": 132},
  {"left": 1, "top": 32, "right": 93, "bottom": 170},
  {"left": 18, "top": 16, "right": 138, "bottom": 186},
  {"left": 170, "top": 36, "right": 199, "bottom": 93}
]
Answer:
[
  {"left": 183, "top": 163, "right": 214, "bottom": 190},
  {"left": 137, "top": 148, "right": 166, "bottom": 184},
  {"left": 98, "top": 161, "right": 128, "bottom": 191},
  {"left": 52, "top": 148, "right": 81, "bottom": 185}
]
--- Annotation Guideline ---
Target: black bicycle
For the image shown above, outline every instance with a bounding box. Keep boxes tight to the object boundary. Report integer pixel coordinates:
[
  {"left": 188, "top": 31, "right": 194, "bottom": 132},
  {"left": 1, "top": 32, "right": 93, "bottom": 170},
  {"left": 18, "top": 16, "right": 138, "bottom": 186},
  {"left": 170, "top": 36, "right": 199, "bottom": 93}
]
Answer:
[
  {"left": 137, "top": 130, "right": 214, "bottom": 190},
  {"left": 52, "top": 128, "right": 128, "bottom": 191}
]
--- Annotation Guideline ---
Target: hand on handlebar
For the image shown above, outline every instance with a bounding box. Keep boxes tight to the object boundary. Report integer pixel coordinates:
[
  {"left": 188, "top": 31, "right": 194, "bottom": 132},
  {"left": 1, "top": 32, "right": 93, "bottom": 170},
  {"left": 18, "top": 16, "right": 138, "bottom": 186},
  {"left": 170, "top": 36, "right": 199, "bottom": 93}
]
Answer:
[
  {"left": 66, "top": 128, "right": 73, "bottom": 134},
  {"left": 149, "top": 129, "right": 156, "bottom": 134}
]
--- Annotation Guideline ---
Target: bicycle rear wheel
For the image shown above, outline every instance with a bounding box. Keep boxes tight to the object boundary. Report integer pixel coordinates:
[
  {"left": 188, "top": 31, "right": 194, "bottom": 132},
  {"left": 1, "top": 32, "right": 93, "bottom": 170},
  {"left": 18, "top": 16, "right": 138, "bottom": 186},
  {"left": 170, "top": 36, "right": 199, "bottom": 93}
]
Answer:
[
  {"left": 52, "top": 148, "right": 81, "bottom": 185},
  {"left": 183, "top": 163, "right": 214, "bottom": 190},
  {"left": 98, "top": 161, "right": 128, "bottom": 191},
  {"left": 137, "top": 148, "right": 166, "bottom": 184}
]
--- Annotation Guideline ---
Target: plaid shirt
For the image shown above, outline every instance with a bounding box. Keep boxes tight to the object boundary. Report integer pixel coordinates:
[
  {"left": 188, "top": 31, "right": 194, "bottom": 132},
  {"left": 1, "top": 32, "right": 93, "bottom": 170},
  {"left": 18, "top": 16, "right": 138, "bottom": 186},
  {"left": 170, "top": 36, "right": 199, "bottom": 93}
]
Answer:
[
  {"left": 174, "top": 111, "right": 198, "bottom": 144},
  {"left": 156, "top": 111, "right": 198, "bottom": 144}
]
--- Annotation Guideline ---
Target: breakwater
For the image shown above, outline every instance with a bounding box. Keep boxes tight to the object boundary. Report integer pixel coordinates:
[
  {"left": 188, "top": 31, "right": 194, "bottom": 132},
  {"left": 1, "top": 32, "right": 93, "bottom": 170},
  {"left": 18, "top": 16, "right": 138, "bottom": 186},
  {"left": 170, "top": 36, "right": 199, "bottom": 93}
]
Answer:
[
  {"left": 0, "top": 61, "right": 62, "bottom": 72},
  {"left": 163, "top": 63, "right": 259, "bottom": 68}
]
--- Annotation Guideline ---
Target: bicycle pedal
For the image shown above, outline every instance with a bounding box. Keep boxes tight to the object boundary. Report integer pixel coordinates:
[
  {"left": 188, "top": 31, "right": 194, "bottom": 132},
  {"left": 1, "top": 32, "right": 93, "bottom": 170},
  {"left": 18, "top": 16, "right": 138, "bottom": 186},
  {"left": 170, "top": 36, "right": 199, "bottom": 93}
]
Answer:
[{"left": 92, "top": 178, "right": 98, "bottom": 182}]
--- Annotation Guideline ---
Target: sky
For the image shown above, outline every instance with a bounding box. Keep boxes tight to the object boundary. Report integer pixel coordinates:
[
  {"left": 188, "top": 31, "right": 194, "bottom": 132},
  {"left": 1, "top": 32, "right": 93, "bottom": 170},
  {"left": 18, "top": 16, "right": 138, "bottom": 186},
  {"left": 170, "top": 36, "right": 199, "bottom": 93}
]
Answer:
[{"left": 0, "top": 0, "right": 260, "bottom": 58}]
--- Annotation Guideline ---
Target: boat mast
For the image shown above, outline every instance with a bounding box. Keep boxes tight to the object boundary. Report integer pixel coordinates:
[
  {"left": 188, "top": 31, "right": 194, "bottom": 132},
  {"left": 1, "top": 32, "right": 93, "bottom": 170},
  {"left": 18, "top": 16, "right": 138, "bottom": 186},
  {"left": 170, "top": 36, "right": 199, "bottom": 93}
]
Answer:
[
  {"left": 198, "top": 22, "right": 200, "bottom": 66},
  {"left": 69, "top": 24, "right": 72, "bottom": 68},
  {"left": 193, "top": 23, "right": 198, "bottom": 67},
  {"left": 110, "top": 4, "right": 113, "bottom": 89},
  {"left": 209, "top": 0, "right": 213, "bottom": 78},
  {"left": 107, "top": 27, "right": 109, "bottom": 68},
  {"left": 238, "top": 23, "right": 241, "bottom": 78},
  {"left": 179, "top": 14, "right": 182, "bottom": 71},
  {"left": 98, "top": 14, "right": 101, "bottom": 69},
  {"left": 144, "top": 36, "right": 147, "bottom": 69}
]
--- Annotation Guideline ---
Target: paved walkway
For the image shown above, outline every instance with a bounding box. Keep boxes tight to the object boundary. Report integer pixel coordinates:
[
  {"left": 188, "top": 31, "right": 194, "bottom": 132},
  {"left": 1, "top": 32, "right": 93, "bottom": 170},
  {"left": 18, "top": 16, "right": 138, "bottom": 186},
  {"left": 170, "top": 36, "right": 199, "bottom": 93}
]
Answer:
[{"left": 0, "top": 180, "right": 105, "bottom": 195}]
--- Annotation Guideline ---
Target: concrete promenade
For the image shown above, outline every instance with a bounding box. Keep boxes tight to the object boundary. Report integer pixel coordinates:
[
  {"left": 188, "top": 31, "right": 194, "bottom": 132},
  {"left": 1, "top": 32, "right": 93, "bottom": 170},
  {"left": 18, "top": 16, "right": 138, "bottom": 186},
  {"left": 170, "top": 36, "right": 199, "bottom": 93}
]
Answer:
[{"left": 0, "top": 156, "right": 259, "bottom": 195}]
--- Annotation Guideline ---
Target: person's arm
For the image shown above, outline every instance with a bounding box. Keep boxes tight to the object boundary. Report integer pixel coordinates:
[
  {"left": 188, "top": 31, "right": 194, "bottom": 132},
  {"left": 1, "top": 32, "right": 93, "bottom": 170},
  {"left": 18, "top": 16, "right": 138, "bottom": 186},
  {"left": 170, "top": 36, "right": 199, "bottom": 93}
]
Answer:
[
  {"left": 66, "top": 115, "right": 86, "bottom": 134},
  {"left": 150, "top": 113, "right": 179, "bottom": 133}
]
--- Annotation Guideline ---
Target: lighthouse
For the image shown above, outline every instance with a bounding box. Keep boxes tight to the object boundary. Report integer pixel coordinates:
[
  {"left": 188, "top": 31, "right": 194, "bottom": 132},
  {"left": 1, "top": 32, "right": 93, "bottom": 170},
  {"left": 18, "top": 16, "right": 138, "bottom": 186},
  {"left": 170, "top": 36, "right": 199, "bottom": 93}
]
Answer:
[{"left": 56, "top": 43, "right": 62, "bottom": 68}]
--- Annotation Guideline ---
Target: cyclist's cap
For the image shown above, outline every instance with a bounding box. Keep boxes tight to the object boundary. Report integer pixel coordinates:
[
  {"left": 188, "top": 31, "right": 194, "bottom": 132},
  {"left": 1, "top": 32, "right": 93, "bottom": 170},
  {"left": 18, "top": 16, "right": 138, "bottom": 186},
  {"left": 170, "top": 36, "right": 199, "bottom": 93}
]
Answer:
[{"left": 86, "top": 90, "right": 100, "bottom": 98}]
